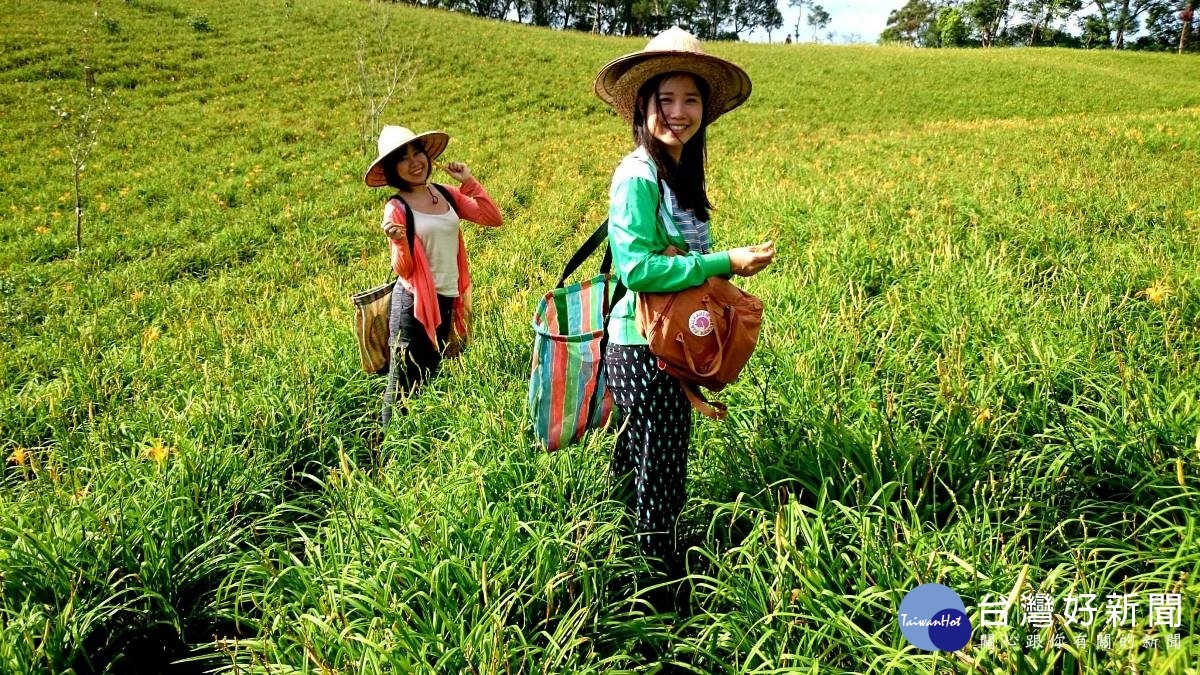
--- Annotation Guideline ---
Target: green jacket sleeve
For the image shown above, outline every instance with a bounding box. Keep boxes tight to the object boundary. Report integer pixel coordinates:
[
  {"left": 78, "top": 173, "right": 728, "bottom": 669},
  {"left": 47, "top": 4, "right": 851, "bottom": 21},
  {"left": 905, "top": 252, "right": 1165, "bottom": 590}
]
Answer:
[{"left": 608, "top": 175, "right": 731, "bottom": 293}]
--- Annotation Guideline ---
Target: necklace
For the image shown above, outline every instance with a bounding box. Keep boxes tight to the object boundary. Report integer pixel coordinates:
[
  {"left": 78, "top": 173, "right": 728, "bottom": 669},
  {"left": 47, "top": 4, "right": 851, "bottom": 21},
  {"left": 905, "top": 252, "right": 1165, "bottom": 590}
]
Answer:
[{"left": 400, "top": 185, "right": 437, "bottom": 207}]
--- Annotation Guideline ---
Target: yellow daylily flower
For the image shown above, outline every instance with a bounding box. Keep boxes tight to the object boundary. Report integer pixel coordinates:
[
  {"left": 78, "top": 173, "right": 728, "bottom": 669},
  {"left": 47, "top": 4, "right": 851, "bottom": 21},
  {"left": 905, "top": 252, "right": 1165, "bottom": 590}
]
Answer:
[
  {"left": 1139, "top": 280, "right": 1172, "bottom": 305},
  {"left": 144, "top": 440, "right": 172, "bottom": 465},
  {"left": 8, "top": 446, "right": 28, "bottom": 467}
]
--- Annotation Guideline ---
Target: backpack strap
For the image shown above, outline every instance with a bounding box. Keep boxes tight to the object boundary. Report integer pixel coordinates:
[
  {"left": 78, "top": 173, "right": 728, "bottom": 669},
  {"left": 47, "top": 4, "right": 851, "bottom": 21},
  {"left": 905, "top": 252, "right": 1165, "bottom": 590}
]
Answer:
[
  {"left": 388, "top": 193, "right": 417, "bottom": 252},
  {"left": 389, "top": 183, "right": 459, "bottom": 251}
]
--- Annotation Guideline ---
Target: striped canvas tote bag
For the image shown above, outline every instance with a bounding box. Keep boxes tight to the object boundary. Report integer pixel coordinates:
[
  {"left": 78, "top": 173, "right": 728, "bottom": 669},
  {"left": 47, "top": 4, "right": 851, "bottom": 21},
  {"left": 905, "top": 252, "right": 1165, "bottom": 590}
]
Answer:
[{"left": 528, "top": 221, "right": 624, "bottom": 451}]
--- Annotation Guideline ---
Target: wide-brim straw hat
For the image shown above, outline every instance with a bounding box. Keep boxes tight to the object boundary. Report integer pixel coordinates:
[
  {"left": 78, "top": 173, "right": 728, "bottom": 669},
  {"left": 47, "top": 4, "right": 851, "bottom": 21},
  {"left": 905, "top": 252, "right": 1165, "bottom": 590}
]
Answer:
[
  {"left": 594, "top": 27, "right": 751, "bottom": 125},
  {"left": 364, "top": 125, "right": 450, "bottom": 188}
]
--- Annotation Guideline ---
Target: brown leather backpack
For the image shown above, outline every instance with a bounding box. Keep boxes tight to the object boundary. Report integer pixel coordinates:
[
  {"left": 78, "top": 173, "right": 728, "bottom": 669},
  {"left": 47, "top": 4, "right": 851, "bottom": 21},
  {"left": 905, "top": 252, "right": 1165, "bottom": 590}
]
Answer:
[{"left": 635, "top": 264, "right": 763, "bottom": 420}]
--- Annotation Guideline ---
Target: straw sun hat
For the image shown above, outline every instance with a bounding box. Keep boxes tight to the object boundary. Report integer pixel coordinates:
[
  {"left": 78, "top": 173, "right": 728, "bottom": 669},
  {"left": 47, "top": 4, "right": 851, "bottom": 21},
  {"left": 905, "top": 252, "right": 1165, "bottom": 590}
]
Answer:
[
  {"left": 594, "top": 27, "right": 752, "bottom": 125},
  {"left": 364, "top": 125, "right": 450, "bottom": 188}
]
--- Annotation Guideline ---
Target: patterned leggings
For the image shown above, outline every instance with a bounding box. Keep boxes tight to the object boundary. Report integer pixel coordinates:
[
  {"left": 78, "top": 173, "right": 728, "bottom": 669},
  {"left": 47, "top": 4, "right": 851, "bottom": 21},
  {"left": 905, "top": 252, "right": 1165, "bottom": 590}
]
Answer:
[{"left": 605, "top": 343, "right": 693, "bottom": 575}]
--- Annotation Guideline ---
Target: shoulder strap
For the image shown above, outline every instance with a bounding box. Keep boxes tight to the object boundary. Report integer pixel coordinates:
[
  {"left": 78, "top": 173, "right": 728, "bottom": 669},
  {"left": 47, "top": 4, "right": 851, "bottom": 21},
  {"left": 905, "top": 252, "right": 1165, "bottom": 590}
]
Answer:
[
  {"left": 554, "top": 177, "right": 661, "bottom": 287},
  {"left": 558, "top": 220, "right": 627, "bottom": 311},
  {"left": 557, "top": 219, "right": 611, "bottom": 288},
  {"left": 568, "top": 218, "right": 625, "bottom": 427},
  {"left": 388, "top": 194, "right": 416, "bottom": 251},
  {"left": 389, "top": 185, "right": 460, "bottom": 251}
]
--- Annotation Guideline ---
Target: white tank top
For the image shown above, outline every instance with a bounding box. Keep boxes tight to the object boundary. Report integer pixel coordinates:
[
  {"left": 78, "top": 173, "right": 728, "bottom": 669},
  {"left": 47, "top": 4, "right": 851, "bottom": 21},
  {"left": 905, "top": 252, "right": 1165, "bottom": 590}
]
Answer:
[{"left": 412, "top": 207, "right": 461, "bottom": 297}]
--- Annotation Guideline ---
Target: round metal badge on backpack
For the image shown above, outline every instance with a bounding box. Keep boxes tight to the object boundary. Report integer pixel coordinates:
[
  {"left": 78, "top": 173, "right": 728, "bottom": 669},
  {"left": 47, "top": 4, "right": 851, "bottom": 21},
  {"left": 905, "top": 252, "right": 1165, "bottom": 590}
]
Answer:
[{"left": 688, "top": 310, "right": 714, "bottom": 337}]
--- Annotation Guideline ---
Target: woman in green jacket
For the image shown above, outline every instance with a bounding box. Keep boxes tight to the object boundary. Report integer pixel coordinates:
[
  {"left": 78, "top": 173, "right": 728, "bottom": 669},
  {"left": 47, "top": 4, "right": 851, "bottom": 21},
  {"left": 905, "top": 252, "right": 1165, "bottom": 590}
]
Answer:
[{"left": 593, "top": 28, "right": 776, "bottom": 586}]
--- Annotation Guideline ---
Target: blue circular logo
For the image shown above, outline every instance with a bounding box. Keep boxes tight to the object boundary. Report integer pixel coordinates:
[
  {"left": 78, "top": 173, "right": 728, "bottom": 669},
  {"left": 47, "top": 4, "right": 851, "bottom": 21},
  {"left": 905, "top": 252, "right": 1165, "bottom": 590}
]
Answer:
[{"left": 898, "top": 583, "right": 973, "bottom": 652}]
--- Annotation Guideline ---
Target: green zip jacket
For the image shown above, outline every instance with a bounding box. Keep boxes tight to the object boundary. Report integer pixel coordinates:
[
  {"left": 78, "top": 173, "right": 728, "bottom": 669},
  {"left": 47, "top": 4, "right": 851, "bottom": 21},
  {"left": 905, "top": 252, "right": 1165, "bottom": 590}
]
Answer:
[{"left": 606, "top": 147, "right": 732, "bottom": 345}]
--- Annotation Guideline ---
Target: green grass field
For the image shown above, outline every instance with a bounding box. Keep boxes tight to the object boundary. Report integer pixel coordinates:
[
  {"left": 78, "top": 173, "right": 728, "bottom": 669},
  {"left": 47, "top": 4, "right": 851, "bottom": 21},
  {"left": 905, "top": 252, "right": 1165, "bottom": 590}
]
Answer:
[{"left": 3, "top": 0, "right": 1200, "bottom": 672}]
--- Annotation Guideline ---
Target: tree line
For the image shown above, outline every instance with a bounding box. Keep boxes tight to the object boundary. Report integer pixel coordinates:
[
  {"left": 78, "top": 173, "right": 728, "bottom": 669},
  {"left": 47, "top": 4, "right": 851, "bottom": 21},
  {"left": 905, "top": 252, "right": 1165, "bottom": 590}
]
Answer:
[
  {"left": 881, "top": 0, "right": 1197, "bottom": 51},
  {"left": 379, "top": 0, "right": 1196, "bottom": 49},
  {"left": 381, "top": 0, "right": 832, "bottom": 42}
]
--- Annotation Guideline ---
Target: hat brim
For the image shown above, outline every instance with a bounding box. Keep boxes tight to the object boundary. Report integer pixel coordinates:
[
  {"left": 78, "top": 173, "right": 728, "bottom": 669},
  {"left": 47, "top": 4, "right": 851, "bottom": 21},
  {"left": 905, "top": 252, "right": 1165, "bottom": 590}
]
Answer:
[
  {"left": 594, "top": 51, "right": 751, "bottom": 124},
  {"left": 364, "top": 131, "right": 450, "bottom": 188}
]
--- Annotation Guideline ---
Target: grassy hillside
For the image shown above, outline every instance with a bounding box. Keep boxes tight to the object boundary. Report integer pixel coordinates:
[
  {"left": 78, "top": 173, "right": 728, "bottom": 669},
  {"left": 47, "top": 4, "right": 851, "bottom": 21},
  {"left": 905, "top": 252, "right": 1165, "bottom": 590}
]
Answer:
[{"left": 2, "top": 0, "right": 1199, "bottom": 672}]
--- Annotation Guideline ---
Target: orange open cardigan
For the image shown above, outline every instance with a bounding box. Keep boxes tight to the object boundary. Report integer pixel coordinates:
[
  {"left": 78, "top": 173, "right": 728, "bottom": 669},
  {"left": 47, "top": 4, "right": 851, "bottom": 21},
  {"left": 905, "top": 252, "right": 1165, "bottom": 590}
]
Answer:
[{"left": 381, "top": 178, "right": 503, "bottom": 347}]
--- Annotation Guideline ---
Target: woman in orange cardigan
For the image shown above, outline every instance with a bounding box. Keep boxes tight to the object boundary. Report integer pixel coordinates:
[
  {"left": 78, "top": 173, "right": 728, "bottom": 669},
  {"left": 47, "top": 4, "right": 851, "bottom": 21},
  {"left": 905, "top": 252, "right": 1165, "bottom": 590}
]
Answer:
[{"left": 364, "top": 125, "right": 503, "bottom": 424}]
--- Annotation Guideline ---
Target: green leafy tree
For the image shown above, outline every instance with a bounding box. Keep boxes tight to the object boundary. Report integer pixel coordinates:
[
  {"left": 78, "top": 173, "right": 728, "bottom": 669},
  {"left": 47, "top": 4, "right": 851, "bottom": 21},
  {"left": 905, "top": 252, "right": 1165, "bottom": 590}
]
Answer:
[
  {"left": 1088, "top": 0, "right": 1165, "bottom": 49},
  {"left": 937, "top": 5, "right": 971, "bottom": 44},
  {"left": 561, "top": 0, "right": 596, "bottom": 29},
  {"left": 963, "top": 0, "right": 1014, "bottom": 45},
  {"left": 583, "top": 0, "right": 621, "bottom": 33},
  {"left": 668, "top": 0, "right": 703, "bottom": 31},
  {"left": 761, "top": 1, "right": 784, "bottom": 41},
  {"left": 559, "top": 0, "right": 583, "bottom": 28},
  {"left": 630, "top": 0, "right": 673, "bottom": 33},
  {"left": 1079, "top": 10, "right": 1112, "bottom": 44},
  {"left": 729, "top": 0, "right": 754, "bottom": 35},
  {"left": 807, "top": 3, "right": 831, "bottom": 40},
  {"left": 528, "top": 0, "right": 552, "bottom": 25},
  {"left": 1132, "top": 0, "right": 1188, "bottom": 47},
  {"left": 880, "top": 0, "right": 939, "bottom": 45},
  {"left": 681, "top": 0, "right": 722, "bottom": 37},
  {"left": 708, "top": 0, "right": 782, "bottom": 38},
  {"left": 1182, "top": 0, "right": 1196, "bottom": 51},
  {"left": 466, "top": 0, "right": 509, "bottom": 19},
  {"left": 1017, "top": 0, "right": 1083, "bottom": 44}
]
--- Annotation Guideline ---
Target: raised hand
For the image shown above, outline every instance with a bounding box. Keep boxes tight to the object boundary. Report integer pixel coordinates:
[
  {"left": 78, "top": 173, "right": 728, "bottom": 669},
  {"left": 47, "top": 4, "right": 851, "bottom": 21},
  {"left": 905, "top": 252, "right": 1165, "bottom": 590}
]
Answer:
[{"left": 444, "top": 161, "right": 473, "bottom": 183}]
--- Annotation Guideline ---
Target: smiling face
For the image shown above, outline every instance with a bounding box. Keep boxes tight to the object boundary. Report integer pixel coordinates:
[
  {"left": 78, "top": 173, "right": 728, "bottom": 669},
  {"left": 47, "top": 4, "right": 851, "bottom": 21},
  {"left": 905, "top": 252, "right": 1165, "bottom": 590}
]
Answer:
[
  {"left": 390, "top": 142, "right": 430, "bottom": 187},
  {"left": 642, "top": 74, "right": 705, "bottom": 160}
]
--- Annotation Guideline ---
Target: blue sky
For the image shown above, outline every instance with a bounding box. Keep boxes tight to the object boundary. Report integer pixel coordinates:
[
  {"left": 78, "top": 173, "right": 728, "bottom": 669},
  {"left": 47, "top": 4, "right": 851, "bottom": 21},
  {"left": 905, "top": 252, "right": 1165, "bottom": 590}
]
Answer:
[{"left": 751, "top": 0, "right": 892, "bottom": 44}]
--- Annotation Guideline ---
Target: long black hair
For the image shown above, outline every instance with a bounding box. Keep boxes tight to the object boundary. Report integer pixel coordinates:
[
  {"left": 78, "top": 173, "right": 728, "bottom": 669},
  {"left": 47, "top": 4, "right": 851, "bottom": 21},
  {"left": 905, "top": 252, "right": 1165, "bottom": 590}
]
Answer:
[
  {"left": 632, "top": 72, "right": 712, "bottom": 223},
  {"left": 381, "top": 140, "right": 429, "bottom": 191}
]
